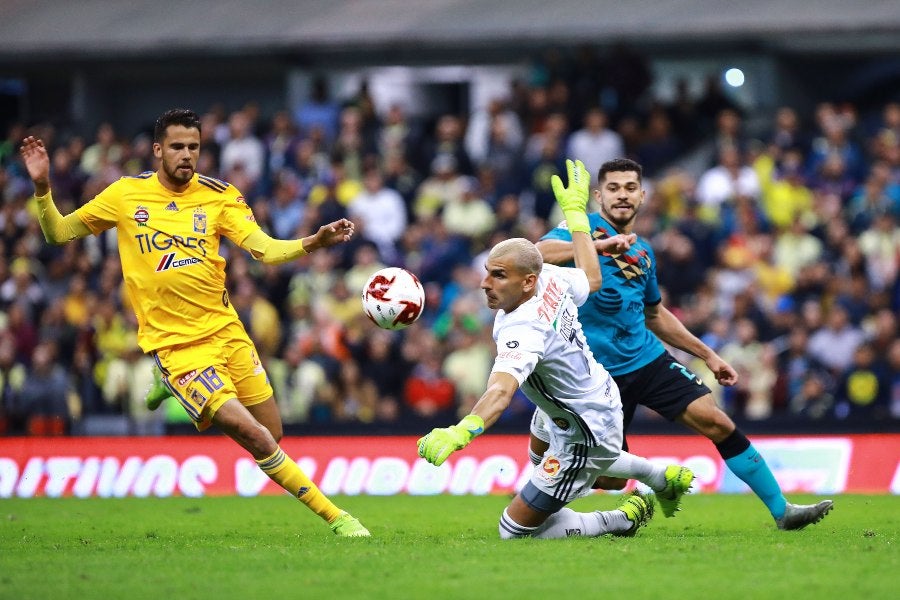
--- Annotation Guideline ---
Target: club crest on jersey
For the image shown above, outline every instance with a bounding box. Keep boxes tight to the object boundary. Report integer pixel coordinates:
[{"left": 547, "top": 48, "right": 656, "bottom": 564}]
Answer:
[
  {"left": 193, "top": 207, "right": 207, "bottom": 234},
  {"left": 134, "top": 206, "right": 149, "bottom": 227},
  {"left": 552, "top": 417, "right": 571, "bottom": 430}
]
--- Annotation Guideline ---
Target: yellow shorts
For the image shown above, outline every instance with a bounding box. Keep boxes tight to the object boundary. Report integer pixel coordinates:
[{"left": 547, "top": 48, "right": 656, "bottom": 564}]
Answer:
[{"left": 151, "top": 321, "right": 273, "bottom": 431}]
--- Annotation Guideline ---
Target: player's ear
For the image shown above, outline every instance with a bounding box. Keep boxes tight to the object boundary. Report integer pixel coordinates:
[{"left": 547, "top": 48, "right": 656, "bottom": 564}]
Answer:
[
  {"left": 522, "top": 272, "right": 538, "bottom": 293},
  {"left": 152, "top": 142, "right": 162, "bottom": 160}
]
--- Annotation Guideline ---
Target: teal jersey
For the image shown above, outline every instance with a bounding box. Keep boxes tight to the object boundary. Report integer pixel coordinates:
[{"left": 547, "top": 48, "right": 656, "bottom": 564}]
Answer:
[{"left": 541, "top": 213, "right": 665, "bottom": 375}]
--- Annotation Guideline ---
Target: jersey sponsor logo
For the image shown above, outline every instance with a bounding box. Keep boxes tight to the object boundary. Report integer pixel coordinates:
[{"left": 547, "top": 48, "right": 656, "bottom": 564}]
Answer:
[
  {"left": 156, "top": 253, "right": 202, "bottom": 272},
  {"left": 505, "top": 340, "right": 519, "bottom": 349},
  {"left": 177, "top": 369, "right": 198, "bottom": 386},
  {"left": 135, "top": 231, "right": 208, "bottom": 257},
  {"left": 193, "top": 207, "right": 207, "bottom": 234},
  {"left": 134, "top": 206, "right": 149, "bottom": 226},
  {"left": 165, "top": 201, "right": 178, "bottom": 211},
  {"left": 541, "top": 456, "right": 561, "bottom": 479},
  {"left": 497, "top": 350, "right": 523, "bottom": 361},
  {"left": 537, "top": 278, "right": 565, "bottom": 323}
]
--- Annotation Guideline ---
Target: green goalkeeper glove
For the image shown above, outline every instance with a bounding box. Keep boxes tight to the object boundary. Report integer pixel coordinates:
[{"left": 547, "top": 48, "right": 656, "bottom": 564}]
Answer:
[
  {"left": 550, "top": 158, "right": 591, "bottom": 234},
  {"left": 417, "top": 414, "right": 485, "bottom": 466}
]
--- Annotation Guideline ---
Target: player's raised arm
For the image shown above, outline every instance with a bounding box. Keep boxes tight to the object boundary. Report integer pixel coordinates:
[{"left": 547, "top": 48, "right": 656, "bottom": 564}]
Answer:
[
  {"left": 551, "top": 159, "right": 601, "bottom": 292},
  {"left": 20, "top": 136, "right": 91, "bottom": 244},
  {"left": 240, "top": 218, "right": 356, "bottom": 264}
]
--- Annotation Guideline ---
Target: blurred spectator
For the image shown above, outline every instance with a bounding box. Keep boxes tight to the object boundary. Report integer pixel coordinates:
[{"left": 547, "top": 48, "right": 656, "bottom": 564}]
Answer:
[
  {"left": 719, "top": 318, "right": 776, "bottom": 419},
  {"left": 807, "top": 304, "right": 865, "bottom": 374},
  {"left": 264, "top": 109, "right": 302, "bottom": 182},
  {"left": 267, "top": 169, "right": 307, "bottom": 239},
  {"left": 566, "top": 106, "right": 623, "bottom": 185},
  {"left": 695, "top": 144, "right": 760, "bottom": 221},
  {"left": 417, "top": 114, "right": 473, "bottom": 177},
  {"left": 294, "top": 75, "right": 341, "bottom": 144},
  {"left": 0, "top": 333, "right": 27, "bottom": 434},
  {"left": 789, "top": 371, "right": 835, "bottom": 421},
  {"left": 348, "top": 164, "right": 407, "bottom": 263},
  {"left": 888, "top": 339, "right": 900, "bottom": 419},
  {"left": 403, "top": 348, "right": 455, "bottom": 420},
  {"left": 413, "top": 154, "right": 468, "bottom": 221},
  {"left": 20, "top": 341, "right": 72, "bottom": 435},
  {"left": 834, "top": 343, "right": 889, "bottom": 420},
  {"left": 858, "top": 212, "right": 900, "bottom": 291},
  {"left": 220, "top": 109, "right": 266, "bottom": 191},
  {"left": 441, "top": 177, "right": 496, "bottom": 240},
  {"left": 466, "top": 96, "right": 524, "bottom": 167},
  {"left": 79, "top": 122, "right": 123, "bottom": 177}
]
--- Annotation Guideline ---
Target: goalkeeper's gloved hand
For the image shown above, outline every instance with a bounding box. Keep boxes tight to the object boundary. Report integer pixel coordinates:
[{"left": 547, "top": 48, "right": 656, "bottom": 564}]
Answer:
[
  {"left": 417, "top": 414, "right": 485, "bottom": 466},
  {"left": 550, "top": 158, "right": 591, "bottom": 234}
]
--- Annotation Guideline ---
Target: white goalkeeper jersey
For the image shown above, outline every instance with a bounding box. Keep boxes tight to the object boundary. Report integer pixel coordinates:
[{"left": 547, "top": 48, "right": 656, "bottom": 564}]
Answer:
[{"left": 491, "top": 264, "right": 620, "bottom": 447}]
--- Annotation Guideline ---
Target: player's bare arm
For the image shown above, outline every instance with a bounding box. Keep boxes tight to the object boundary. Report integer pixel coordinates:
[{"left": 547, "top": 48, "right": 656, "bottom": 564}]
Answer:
[
  {"left": 468, "top": 371, "right": 519, "bottom": 429},
  {"left": 535, "top": 233, "right": 637, "bottom": 266},
  {"left": 644, "top": 303, "right": 739, "bottom": 386},
  {"left": 596, "top": 232, "right": 637, "bottom": 254}
]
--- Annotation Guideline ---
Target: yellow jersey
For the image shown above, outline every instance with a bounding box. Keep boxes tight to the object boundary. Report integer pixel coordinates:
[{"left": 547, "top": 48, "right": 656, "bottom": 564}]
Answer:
[{"left": 76, "top": 172, "right": 260, "bottom": 352}]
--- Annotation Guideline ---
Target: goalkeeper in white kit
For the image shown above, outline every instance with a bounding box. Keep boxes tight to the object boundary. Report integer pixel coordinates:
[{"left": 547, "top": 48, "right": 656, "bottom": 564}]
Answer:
[{"left": 417, "top": 159, "right": 693, "bottom": 539}]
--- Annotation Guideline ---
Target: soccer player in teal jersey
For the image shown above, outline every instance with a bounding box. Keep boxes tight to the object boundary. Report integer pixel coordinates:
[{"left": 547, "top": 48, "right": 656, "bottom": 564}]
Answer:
[{"left": 532, "top": 158, "right": 832, "bottom": 530}]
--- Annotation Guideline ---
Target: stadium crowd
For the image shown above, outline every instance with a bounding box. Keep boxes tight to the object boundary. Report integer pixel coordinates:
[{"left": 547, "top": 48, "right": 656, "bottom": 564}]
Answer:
[{"left": 0, "top": 49, "right": 898, "bottom": 436}]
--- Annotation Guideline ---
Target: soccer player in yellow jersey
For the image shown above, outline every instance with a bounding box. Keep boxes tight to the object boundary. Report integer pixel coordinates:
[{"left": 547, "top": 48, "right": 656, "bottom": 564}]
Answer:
[{"left": 20, "top": 108, "right": 370, "bottom": 537}]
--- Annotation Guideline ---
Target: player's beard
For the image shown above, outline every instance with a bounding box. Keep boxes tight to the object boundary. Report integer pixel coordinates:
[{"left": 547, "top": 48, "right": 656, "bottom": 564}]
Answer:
[
  {"left": 164, "top": 160, "right": 194, "bottom": 185},
  {"left": 600, "top": 204, "right": 636, "bottom": 230}
]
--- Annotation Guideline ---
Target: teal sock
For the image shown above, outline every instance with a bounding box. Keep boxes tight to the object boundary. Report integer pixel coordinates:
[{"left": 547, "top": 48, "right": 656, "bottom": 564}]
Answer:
[{"left": 718, "top": 431, "right": 787, "bottom": 519}]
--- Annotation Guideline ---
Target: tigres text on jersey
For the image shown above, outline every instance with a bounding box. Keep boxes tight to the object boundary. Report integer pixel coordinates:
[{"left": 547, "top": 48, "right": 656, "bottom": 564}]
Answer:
[{"left": 76, "top": 172, "right": 260, "bottom": 352}]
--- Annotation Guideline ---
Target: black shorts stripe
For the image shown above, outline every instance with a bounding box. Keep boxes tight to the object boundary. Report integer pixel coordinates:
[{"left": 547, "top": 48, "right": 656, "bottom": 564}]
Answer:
[
  {"left": 527, "top": 374, "right": 598, "bottom": 447},
  {"left": 555, "top": 444, "right": 588, "bottom": 501}
]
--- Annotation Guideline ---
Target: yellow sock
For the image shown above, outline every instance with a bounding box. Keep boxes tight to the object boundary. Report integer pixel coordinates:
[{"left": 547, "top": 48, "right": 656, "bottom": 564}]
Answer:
[{"left": 256, "top": 447, "right": 342, "bottom": 523}]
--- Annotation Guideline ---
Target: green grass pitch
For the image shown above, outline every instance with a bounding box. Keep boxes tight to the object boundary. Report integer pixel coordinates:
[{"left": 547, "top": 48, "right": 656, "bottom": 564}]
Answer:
[{"left": 1, "top": 493, "right": 897, "bottom": 599}]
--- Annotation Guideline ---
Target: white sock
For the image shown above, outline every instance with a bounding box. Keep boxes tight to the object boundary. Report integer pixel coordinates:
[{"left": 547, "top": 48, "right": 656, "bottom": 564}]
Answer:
[
  {"left": 531, "top": 507, "right": 631, "bottom": 538},
  {"left": 499, "top": 508, "right": 539, "bottom": 539},
  {"left": 604, "top": 451, "right": 667, "bottom": 491}
]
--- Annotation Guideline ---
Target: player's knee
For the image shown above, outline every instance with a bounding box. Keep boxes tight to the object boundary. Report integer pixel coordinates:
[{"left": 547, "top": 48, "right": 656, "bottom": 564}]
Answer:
[
  {"left": 592, "top": 476, "right": 627, "bottom": 490},
  {"left": 683, "top": 396, "right": 735, "bottom": 441},
  {"left": 268, "top": 425, "right": 283, "bottom": 443},
  {"left": 239, "top": 420, "right": 278, "bottom": 459},
  {"left": 529, "top": 434, "right": 549, "bottom": 457}
]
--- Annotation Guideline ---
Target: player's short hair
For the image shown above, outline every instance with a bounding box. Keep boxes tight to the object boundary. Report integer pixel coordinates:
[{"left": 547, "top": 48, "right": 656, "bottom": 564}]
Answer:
[
  {"left": 489, "top": 238, "right": 543, "bottom": 276},
  {"left": 154, "top": 108, "right": 201, "bottom": 142},
  {"left": 598, "top": 158, "right": 643, "bottom": 184}
]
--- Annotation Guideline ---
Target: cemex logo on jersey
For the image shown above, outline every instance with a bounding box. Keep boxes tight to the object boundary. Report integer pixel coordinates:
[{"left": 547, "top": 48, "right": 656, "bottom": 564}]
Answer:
[{"left": 156, "top": 253, "right": 202, "bottom": 272}]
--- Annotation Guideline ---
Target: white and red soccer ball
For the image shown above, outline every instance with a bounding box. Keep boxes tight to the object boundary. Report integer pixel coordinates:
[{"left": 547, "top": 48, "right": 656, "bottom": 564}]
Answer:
[{"left": 361, "top": 267, "right": 425, "bottom": 330}]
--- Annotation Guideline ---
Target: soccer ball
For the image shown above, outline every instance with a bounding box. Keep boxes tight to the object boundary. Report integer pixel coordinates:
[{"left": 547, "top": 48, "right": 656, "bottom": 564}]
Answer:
[{"left": 361, "top": 267, "right": 425, "bottom": 330}]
